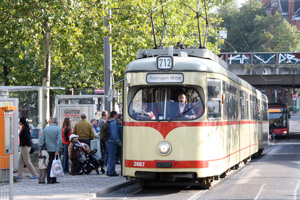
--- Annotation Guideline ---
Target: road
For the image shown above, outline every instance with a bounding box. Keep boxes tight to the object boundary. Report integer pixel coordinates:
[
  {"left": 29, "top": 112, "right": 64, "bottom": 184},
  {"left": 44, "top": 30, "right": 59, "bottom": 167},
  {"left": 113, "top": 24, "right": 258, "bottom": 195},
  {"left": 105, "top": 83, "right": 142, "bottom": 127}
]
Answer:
[{"left": 96, "top": 114, "right": 300, "bottom": 200}]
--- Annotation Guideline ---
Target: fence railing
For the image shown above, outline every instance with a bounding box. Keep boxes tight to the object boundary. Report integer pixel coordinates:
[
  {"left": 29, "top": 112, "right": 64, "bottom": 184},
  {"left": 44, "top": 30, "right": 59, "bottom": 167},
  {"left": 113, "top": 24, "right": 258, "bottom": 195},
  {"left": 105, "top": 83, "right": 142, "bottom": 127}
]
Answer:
[{"left": 0, "top": 155, "right": 13, "bottom": 200}]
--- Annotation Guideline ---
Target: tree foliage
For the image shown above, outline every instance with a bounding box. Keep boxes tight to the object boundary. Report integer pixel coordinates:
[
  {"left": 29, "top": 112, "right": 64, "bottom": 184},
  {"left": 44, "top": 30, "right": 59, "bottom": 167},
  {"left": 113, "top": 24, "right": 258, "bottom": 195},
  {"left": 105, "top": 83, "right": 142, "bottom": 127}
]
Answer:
[
  {"left": 251, "top": 13, "right": 300, "bottom": 52},
  {"left": 1, "top": 0, "right": 225, "bottom": 91},
  {"left": 218, "top": 0, "right": 300, "bottom": 52}
]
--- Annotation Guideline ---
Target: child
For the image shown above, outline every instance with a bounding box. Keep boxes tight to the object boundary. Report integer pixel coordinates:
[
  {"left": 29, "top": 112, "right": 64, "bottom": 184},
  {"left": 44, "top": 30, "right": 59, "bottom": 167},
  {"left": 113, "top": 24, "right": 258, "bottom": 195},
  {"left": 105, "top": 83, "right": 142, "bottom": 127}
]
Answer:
[
  {"left": 68, "top": 134, "right": 81, "bottom": 175},
  {"left": 38, "top": 149, "right": 49, "bottom": 184}
]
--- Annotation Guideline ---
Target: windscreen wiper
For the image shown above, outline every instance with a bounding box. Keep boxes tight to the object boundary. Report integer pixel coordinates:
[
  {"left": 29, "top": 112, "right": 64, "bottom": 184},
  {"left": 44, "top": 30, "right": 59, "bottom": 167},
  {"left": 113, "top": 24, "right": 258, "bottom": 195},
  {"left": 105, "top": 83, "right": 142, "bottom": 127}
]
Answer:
[{"left": 169, "top": 102, "right": 201, "bottom": 121}]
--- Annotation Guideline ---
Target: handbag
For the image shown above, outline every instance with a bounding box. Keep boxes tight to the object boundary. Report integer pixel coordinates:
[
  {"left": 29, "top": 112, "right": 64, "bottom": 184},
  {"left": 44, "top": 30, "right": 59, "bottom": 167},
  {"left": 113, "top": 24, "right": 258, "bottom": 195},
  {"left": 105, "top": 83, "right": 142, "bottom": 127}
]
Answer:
[
  {"left": 50, "top": 156, "right": 64, "bottom": 178},
  {"left": 30, "top": 147, "right": 35, "bottom": 154}
]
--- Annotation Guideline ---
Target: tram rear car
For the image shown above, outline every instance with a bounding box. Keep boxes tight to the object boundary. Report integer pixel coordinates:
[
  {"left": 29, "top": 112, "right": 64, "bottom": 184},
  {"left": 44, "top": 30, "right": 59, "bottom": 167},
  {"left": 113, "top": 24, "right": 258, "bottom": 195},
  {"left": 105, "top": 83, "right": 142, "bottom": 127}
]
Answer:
[{"left": 122, "top": 48, "right": 268, "bottom": 188}]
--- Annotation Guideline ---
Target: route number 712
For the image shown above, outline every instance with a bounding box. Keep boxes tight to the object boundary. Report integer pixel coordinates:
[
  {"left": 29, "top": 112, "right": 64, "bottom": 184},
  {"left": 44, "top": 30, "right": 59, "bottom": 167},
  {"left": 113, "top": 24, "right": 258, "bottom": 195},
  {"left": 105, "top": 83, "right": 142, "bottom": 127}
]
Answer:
[{"left": 157, "top": 56, "right": 173, "bottom": 70}]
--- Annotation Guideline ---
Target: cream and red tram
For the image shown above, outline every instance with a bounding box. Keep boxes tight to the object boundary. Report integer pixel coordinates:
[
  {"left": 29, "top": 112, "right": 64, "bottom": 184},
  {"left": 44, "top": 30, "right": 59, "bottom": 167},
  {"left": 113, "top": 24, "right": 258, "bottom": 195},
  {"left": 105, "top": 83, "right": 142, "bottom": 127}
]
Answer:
[{"left": 122, "top": 47, "right": 269, "bottom": 188}]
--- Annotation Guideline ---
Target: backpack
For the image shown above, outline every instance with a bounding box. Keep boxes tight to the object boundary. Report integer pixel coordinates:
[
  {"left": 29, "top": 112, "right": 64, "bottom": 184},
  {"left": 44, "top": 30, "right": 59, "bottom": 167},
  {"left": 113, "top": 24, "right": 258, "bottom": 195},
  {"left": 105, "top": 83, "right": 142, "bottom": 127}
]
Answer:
[{"left": 100, "top": 121, "right": 111, "bottom": 141}]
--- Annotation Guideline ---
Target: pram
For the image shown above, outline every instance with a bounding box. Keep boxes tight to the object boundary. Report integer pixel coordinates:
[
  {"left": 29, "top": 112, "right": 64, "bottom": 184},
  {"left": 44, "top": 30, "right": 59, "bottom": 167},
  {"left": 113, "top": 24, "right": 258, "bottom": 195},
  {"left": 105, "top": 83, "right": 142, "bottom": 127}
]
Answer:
[{"left": 78, "top": 143, "right": 105, "bottom": 175}]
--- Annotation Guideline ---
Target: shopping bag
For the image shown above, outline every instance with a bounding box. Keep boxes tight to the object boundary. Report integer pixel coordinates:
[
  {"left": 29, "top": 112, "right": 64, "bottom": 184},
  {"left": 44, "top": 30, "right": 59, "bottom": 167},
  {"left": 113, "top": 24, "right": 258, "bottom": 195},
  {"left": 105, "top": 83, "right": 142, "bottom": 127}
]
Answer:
[
  {"left": 29, "top": 147, "right": 35, "bottom": 154},
  {"left": 50, "top": 157, "right": 64, "bottom": 177}
]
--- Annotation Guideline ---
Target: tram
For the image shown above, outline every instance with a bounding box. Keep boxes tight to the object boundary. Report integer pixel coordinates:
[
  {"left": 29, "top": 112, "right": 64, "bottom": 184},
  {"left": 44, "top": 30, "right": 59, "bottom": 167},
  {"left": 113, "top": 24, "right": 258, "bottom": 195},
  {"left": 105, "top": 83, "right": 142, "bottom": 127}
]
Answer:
[
  {"left": 122, "top": 47, "right": 269, "bottom": 188},
  {"left": 268, "top": 103, "right": 290, "bottom": 137}
]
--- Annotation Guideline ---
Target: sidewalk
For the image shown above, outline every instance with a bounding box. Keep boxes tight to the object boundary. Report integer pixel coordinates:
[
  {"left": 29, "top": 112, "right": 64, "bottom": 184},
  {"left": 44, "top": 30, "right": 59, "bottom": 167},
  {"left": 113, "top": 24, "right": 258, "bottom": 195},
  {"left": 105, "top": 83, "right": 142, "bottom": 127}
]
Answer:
[{"left": 13, "top": 165, "right": 136, "bottom": 200}]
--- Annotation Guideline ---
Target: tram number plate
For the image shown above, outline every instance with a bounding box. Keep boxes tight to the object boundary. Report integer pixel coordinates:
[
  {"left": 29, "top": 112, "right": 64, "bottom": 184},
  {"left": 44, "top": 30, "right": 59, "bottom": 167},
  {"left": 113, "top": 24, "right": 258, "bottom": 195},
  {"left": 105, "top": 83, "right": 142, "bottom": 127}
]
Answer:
[
  {"left": 133, "top": 161, "right": 145, "bottom": 167},
  {"left": 157, "top": 56, "right": 173, "bottom": 70},
  {"left": 157, "top": 162, "right": 172, "bottom": 168}
]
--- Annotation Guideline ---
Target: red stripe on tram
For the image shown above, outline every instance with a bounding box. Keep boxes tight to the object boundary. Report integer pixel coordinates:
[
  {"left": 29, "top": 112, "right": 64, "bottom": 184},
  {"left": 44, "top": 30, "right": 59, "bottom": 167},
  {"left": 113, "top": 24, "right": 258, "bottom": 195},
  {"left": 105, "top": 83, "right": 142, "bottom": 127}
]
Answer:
[
  {"left": 125, "top": 143, "right": 257, "bottom": 169},
  {"left": 123, "top": 120, "right": 261, "bottom": 139},
  {"left": 125, "top": 160, "right": 209, "bottom": 168}
]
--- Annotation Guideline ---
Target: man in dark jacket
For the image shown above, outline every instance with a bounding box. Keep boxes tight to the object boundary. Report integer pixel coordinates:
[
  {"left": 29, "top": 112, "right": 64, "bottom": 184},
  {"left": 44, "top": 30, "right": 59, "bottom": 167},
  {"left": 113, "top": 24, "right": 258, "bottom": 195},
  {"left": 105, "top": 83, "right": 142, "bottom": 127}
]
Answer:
[
  {"left": 98, "top": 110, "right": 108, "bottom": 164},
  {"left": 105, "top": 111, "right": 121, "bottom": 176}
]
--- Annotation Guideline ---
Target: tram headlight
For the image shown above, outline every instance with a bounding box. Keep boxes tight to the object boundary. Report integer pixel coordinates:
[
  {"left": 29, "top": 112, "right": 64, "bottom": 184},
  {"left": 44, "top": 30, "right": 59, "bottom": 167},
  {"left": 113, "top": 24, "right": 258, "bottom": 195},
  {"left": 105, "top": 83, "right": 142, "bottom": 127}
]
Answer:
[{"left": 157, "top": 141, "right": 171, "bottom": 155}]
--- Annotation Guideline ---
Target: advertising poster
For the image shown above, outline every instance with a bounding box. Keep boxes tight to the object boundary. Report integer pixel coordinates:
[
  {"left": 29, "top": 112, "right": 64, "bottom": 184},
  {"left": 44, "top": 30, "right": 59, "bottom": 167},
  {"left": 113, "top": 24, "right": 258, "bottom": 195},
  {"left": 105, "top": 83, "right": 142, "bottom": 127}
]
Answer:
[{"left": 59, "top": 106, "right": 93, "bottom": 128}]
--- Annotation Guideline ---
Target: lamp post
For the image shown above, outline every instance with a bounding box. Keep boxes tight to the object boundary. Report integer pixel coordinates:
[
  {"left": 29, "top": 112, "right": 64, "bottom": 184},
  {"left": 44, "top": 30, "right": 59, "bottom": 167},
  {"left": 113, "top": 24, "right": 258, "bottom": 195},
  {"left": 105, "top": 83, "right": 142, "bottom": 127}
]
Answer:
[{"left": 104, "top": 9, "right": 112, "bottom": 113}]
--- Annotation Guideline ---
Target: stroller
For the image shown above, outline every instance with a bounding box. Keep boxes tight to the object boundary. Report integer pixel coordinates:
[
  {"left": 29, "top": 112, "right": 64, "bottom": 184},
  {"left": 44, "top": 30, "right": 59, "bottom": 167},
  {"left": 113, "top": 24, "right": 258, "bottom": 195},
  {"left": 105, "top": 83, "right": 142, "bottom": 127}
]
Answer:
[{"left": 78, "top": 143, "right": 105, "bottom": 175}]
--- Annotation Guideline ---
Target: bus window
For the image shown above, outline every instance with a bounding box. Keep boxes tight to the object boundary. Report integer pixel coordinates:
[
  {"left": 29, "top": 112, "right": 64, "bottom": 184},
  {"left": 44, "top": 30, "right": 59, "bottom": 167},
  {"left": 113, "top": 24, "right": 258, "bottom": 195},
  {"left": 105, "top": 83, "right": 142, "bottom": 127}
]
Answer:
[{"left": 128, "top": 87, "right": 204, "bottom": 121}]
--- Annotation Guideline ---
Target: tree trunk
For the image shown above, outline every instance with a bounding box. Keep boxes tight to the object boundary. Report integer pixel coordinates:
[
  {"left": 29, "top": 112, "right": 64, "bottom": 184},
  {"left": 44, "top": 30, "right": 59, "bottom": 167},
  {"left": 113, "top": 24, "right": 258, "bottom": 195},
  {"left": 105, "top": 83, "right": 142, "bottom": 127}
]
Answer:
[
  {"left": 3, "top": 64, "right": 9, "bottom": 86},
  {"left": 42, "top": 21, "right": 51, "bottom": 128}
]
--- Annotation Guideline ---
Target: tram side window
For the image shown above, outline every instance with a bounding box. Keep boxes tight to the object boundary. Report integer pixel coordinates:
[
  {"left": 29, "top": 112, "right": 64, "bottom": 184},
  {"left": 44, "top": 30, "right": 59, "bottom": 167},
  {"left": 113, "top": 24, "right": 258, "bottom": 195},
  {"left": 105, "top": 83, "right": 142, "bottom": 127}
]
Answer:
[
  {"left": 224, "top": 83, "right": 238, "bottom": 120},
  {"left": 257, "top": 100, "right": 261, "bottom": 120},
  {"left": 240, "top": 90, "right": 245, "bottom": 119},
  {"left": 207, "top": 79, "right": 221, "bottom": 119},
  {"left": 244, "top": 91, "right": 249, "bottom": 120},
  {"left": 250, "top": 95, "right": 257, "bottom": 120},
  {"left": 223, "top": 81, "right": 227, "bottom": 119},
  {"left": 262, "top": 101, "right": 268, "bottom": 120}
]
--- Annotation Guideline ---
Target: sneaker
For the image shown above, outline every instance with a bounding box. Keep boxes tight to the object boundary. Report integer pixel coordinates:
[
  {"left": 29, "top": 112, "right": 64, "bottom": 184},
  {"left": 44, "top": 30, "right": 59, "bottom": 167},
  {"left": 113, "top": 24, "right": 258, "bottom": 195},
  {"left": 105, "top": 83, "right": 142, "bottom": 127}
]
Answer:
[
  {"left": 29, "top": 176, "right": 38, "bottom": 179},
  {"left": 16, "top": 176, "right": 22, "bottom": 179}
]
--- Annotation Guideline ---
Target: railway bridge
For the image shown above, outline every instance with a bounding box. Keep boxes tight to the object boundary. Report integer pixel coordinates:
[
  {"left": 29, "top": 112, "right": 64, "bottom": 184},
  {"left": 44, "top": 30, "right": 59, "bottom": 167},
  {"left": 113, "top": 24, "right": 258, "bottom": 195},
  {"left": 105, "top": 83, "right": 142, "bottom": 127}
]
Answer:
[{"left": 219, "top": 52, "right": 300, "bottom": 88}]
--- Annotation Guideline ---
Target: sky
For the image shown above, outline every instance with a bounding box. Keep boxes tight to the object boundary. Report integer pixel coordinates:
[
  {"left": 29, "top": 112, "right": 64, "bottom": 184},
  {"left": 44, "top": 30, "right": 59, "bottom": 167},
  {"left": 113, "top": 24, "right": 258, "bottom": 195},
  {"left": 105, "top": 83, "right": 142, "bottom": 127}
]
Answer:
[{"left": 236, "top": 0, "right": 247, "bottom": 7}]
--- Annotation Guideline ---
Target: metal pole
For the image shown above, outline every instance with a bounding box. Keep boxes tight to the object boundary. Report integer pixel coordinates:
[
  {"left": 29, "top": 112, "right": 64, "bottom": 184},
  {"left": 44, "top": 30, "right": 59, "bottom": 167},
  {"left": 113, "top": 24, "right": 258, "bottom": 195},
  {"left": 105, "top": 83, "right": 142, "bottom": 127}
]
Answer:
[
  {"left": 38, "top": 88, "right": 43, "bottom": 129},
  {"left": 104, "top": 9, "right": 112, "bottom": 113},
  {"left": 9, "top": 154, "right": 13, "bottom": 200}
]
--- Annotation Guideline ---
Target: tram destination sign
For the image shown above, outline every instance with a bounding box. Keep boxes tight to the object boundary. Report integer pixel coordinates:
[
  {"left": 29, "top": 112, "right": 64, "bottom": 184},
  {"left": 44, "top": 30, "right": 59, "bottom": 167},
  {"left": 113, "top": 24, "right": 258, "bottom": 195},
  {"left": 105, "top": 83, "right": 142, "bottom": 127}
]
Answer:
[{"left": 146, "top": 73, "right": 184, "bottom": 83}]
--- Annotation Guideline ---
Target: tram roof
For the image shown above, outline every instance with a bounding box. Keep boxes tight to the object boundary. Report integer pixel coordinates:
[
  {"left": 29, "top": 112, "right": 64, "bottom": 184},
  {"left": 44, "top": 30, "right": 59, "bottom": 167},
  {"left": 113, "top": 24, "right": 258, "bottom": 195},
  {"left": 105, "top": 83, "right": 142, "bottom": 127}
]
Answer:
[{"left": 126, "top": 55, "right": 257, "bottom": 92}]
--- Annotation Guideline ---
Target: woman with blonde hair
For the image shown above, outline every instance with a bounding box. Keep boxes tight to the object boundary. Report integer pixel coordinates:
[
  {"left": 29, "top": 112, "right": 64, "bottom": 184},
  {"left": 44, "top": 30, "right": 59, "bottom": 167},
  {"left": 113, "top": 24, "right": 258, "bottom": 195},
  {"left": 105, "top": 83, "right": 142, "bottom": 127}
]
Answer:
[{"left": 62, "top": 118, "right": 72, "bottom": 174}]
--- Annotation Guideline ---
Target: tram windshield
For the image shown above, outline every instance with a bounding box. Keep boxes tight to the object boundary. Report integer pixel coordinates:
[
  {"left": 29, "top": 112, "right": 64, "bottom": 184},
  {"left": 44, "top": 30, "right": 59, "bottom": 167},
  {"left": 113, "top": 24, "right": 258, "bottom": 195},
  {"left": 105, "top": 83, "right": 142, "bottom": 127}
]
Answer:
[{"left": 129, "top": 87, "right": 204, "bottom": 121}]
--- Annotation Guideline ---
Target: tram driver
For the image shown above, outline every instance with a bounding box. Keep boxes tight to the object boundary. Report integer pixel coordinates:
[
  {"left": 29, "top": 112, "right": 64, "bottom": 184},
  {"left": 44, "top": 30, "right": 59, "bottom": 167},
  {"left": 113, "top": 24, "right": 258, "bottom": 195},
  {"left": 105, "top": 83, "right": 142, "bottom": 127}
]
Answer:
[{"left": 169, "top": 93, "right": 196, "bottom": 119}]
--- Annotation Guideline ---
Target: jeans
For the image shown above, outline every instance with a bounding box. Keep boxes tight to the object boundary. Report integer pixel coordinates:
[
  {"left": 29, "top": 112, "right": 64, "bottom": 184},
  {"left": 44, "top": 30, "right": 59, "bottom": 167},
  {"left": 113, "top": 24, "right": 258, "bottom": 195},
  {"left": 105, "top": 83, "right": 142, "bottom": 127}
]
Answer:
[
  {"left": 105, "top": 142, "right": 116, "bottom": 175},
  {"left": 100, "top": 140, "right": 106, "bottom": 163},
  {"left": 62, "top": 144, "right": 69, "bottom": 173}
]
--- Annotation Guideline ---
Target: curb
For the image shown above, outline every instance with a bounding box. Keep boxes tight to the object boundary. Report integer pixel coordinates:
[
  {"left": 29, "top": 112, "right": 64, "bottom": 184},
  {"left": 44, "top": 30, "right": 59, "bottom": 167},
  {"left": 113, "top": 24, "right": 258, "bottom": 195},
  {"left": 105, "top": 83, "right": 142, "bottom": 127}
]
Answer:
[{"left": 93, "top": 179, "right": 138, "bottom": 198}]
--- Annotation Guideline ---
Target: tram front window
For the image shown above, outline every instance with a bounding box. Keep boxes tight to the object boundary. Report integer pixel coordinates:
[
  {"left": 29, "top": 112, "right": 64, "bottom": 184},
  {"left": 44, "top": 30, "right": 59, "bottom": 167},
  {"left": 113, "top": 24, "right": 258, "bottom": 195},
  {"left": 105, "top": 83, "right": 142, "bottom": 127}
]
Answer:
[{"left": 129, "top": 87, "right": 204, "bottom": 121}]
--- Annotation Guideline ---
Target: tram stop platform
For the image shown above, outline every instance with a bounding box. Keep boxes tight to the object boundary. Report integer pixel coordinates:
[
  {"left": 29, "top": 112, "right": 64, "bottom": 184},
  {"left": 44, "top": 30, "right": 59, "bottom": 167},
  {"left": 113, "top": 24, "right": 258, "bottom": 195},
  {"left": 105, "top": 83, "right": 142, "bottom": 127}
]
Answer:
[{"left": 13, "top": 164, "right": 136, "bottom": 200}]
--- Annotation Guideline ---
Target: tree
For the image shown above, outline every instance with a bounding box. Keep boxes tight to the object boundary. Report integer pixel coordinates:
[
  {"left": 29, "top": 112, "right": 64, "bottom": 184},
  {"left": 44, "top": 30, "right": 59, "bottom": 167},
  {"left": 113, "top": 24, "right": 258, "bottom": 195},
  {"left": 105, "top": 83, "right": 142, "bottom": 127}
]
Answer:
[
  {"left": 0, "top": 1, "right": 43, "bottom": 86},
  {"left": 106, "top": 0, "right": 226, "bottom": 83},
  {"left": 218, "top": 0, "right": 266, "bottom": 52},
  {"left": 218, "top": 0, "right": 300, "bottom": 52},
  {"left": 250, "top": 13, "right": 300, "bottom": 52},
  {"left": 1, "top": 0, "right": 226, "bottom": 123},
  {"left": 0, "top": 0, "right": 106, "bottom": 126}
]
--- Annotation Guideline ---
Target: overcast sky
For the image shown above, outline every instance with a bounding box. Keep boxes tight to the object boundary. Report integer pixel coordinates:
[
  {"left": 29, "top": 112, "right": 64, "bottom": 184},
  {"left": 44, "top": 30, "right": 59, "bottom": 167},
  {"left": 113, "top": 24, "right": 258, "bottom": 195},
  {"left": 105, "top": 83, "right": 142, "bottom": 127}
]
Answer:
[{"left": 237, "top": 0, "right": 247, "bottom": 7}]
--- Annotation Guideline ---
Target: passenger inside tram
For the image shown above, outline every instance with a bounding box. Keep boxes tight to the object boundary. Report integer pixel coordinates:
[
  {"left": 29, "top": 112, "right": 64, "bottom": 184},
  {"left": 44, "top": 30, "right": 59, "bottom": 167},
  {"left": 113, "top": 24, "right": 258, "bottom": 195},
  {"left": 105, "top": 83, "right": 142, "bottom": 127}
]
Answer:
[{"left": 140, "top": 101, "right": 156, "bottom": 120}]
